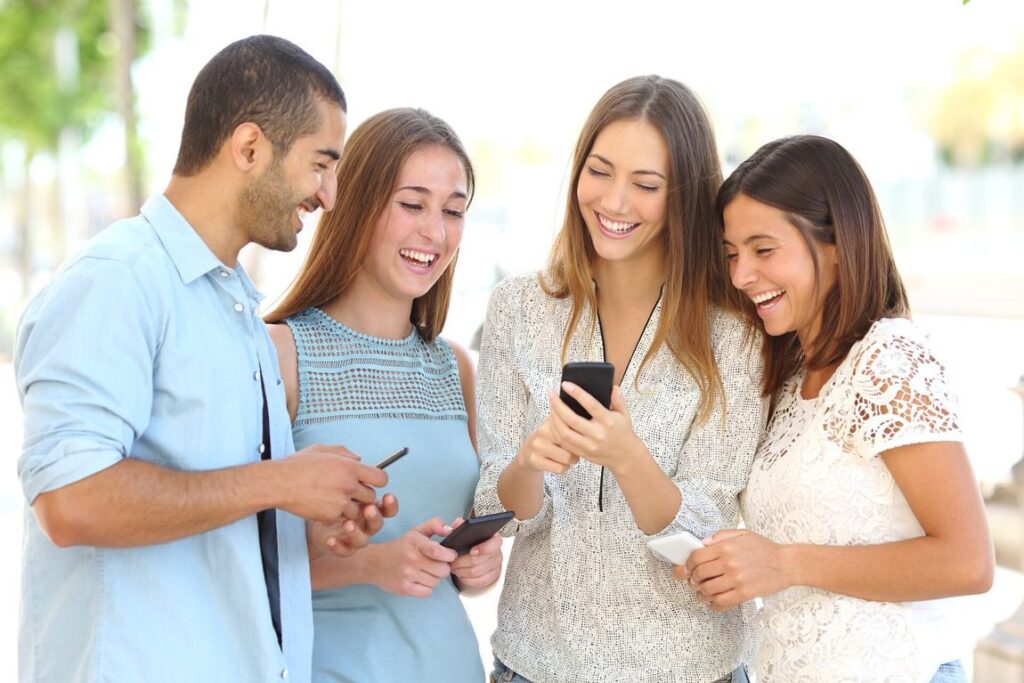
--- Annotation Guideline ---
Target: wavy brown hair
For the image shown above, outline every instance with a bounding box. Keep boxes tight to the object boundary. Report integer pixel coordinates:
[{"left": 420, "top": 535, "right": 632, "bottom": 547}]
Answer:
[
  {"left": 545, "top": 75, "right": 730, "bottom": 423},
  {"left": 265, "top": 108, "right": 474, "bottom": 340},
  {"left": 716, "top": 135, "right": 910, "bottom": 397}
]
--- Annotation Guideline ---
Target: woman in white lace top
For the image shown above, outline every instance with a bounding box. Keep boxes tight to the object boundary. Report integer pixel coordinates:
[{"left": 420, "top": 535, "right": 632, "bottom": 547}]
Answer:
[
  {"left": 681, "top": 135, "right": 993, "bottom": 682},
  {"left": 473, "top": 76, "right": 767, "bottom": 683}
]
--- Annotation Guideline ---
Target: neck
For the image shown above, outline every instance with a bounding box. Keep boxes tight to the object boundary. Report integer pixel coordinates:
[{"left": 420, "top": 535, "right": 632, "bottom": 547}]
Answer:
[
  {"left": 164, "top": 174, "right": 248, "bottom": 267},
  {"left": 321, "top": 276, "right": 416, "bottom": 340},
  {"left": 592, "top": 254, "right": 665, "bottom": 312}
]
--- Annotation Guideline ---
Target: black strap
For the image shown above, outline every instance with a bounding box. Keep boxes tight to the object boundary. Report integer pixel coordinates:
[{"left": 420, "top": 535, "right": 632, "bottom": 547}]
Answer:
[{"left": 257, "top": 368, "right": 282, "bottom": 646}]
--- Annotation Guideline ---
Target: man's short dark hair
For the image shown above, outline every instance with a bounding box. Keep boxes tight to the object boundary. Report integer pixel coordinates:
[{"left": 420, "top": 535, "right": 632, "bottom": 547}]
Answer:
[{"left": 173, "top": 35, "right": 346, "bottom": 176}]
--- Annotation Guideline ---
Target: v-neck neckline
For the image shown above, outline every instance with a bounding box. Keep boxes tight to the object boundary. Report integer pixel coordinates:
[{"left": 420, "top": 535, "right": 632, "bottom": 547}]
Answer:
[{"left": 594, "top": 286, "right": 664, "bottom": 388}]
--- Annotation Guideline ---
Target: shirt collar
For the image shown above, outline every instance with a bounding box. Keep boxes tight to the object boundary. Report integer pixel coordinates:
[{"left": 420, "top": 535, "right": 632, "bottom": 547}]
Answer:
[{"left": 141, "top": 194, "right": 231, "bottom": 286}]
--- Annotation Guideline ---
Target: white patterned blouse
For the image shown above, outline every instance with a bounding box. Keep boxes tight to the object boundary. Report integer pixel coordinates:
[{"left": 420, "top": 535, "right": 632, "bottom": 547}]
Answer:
[
  {"left": 473, "top": 274, "right": 768, "bottom": 683},
  {"left": 741, "top": 317, "right": 966, "bottom": 682}
]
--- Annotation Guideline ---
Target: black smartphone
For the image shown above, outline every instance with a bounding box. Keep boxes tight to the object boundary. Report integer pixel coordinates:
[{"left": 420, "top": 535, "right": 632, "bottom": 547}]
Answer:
[
  {"left": 439, "top": 511, "right": 514, "bottom": 555},
  {"left": 374, "top": 447, "right": 409, "bottom": 469},
  {"left": 559, "top": 361, "right": 614, "bottom": 419}
]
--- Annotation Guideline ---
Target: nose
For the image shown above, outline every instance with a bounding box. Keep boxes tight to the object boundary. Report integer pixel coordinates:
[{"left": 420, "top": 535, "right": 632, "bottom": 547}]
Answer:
[
  {"left": 600, "top": 180, "right": 630, "bottom": 216},
  {"left": 316, "top": 170, "right": 338, "bottom": 212},
  {"left": 420, "top": 208, "right": 446, "bottom": 243},
  {"left": 730, "top": 252, "right": 757, "bottom": 291}
]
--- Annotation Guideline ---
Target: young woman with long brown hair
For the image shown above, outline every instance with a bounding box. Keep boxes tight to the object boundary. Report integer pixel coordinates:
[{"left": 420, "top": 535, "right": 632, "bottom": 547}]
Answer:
[
  {"left": 472, "top": 76, "right": 767, "bottom": 682},
  {"left": 265, "top": 108, "right": 501, "bottom": 682},
  {"left": 681, "top": 135, "right": 993, "bottom": 682}
]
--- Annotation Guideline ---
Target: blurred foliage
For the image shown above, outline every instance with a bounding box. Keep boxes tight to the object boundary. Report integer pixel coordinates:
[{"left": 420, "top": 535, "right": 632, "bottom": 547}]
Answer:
[
  {"left": 932, "top": 45, "right": 1024, "bottom": 167},
  {"left": 0, "top": 0, "right": 149, "bottom": 152}
]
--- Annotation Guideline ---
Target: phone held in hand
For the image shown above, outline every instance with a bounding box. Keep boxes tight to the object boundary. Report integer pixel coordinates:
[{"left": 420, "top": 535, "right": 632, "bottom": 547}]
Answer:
[
  {"left": 559, "top": 362, "right": 614, "bottom": 419},
  {"left": 375, "top": 447, "right": 409, "bottom": 469},
  {"left": 647, "top": 531, "right": 705, "bottom": 565},
  {"left": 439, "top": 511, "right": 514, "bottom": 555}
]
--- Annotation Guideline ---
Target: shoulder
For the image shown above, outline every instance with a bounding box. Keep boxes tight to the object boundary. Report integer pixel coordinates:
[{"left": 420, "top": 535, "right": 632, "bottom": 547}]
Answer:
[
  {"left": 267, "top": 322, "right": 297, "bottom": 358},
  {"left": 440, "top": 337, "right": 476, "bottom": 383},
  {"left": 850, "top": 318, "right": 943, "bottom": 381},
  {"left": 708, "top": 306, "right": 762, "bottom": 364}
]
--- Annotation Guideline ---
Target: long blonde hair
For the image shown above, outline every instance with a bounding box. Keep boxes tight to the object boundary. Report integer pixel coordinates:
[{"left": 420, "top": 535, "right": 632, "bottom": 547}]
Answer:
[
  {"left": 545, "top": 75, "right": 730, "bottom": 423},
  {"left": 265, "top": 108, "right": 475, "bottom": 340}
]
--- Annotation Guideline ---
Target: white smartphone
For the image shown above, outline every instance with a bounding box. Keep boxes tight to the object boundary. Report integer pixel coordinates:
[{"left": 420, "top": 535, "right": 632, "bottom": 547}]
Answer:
[{"left": 647, "top": 531, "right": 705, "bottom": 565}]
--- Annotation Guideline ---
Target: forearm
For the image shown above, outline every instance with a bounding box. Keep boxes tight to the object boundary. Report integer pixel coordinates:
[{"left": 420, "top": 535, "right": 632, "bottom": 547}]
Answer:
[
  {"left": 33, "top": 457, "right": 284, "bottom": 548},
  {"left": 787, "top": 535, "right": 993, "bottom": 602},
  {"left": 612, "top": 442, "right": 681, "bottom": 535},
  {"left": 310, "top": 546, "right": 374, "bottom": 591},
  {"left": 496, "top": 456, "right": 545, "bottom": 520}
]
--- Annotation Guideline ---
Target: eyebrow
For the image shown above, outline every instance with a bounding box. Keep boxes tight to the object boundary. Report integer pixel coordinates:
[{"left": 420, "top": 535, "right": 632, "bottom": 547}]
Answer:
[
  {"left": 589, "top": 153, "right": 666, "bottom": 180},
  {"left": 722, "top": 233, "right": 778, "bottom": 247},
  {"left": 316, "top": 148, "right": 341, "bottom": 161},
  {"left": 397, "top": 185, "right": 468, "bottom": 200}
]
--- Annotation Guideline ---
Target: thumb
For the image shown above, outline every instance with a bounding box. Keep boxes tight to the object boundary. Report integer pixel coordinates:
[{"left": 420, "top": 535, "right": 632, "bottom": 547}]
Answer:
[
  {"left": 610, "top": 385, "right": 629, "bottom": 415},
  {"left": 412, "top": 517, "right": 451, "bottom": 539}
]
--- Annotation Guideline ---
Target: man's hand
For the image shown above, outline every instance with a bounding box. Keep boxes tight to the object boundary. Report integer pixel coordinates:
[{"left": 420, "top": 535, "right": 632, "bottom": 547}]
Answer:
[
  {"left": 278, "top": 444, "right": 388, "bottom": 521},
  {"left": 308, "top": 494, "right": 399, "bottom": 559}
]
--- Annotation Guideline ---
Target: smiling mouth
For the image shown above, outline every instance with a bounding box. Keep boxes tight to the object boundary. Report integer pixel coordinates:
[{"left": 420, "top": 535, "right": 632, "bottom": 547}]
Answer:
[
  {"left": 596, "top": 212, "right": 640, "bottom": 236},
  {"left": 399, "top": 248, "right": 438, "bottom": 268},
  {"left": 751, "top": 288, "right": 785, "bottom": 310}
]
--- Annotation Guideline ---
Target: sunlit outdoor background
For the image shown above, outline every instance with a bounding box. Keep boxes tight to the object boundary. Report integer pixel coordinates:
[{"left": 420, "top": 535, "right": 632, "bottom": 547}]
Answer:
[{"left": 2, "top": 0, "right": 1024, "bottom": 679}]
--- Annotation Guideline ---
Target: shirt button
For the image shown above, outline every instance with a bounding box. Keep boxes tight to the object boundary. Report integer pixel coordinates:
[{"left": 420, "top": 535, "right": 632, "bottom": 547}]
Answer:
[
  {"left": 219, "top": 270, "right": 230, "bottom": 278},
  {"left": 280, "top": 669, "right": 288, "bottom": 679},
  {"left": 259, "top": 444, "right": 266, "bottom": 455},
  {"left": 234, "top": 303, "right": 244, "bottom": 312},
  {"left": 253, "top": 370, "right": 261, "bottom": 382}
]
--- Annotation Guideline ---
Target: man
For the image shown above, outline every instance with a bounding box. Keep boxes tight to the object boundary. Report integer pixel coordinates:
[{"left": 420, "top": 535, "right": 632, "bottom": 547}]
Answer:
[{"left": 16, "top": 35, "right": 392, "bottom": 682}]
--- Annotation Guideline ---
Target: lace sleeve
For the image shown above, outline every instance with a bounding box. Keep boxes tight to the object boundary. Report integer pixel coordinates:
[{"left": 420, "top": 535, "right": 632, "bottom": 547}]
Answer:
[
  {"left": 848, "top": 321, "right": 962, "bottom": 460},
  {"left": 472, "top": 277, "right": 553, "bottom": 537}
]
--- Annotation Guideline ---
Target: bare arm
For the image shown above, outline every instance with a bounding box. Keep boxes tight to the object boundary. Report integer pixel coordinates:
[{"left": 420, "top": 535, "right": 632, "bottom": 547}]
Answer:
[
  {"left": 268, "top": 323, "right": 300, "bottom": 423},
  {"left": 34, "top": 445, "right": 387, "bottom": 548},
  {"left": 448, "top": 339, "right": 478, "bottom": 454},
  {"left": 685, "top": 441, "right": 993, "bottom": 608}
]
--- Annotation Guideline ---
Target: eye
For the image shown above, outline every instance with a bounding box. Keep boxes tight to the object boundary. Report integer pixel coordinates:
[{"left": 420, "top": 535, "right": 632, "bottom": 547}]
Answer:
[
  {"left": 724, "top": 252, "right": 738, "bottom": 262},
  {"left": 634, "top": 183, "right": 659, "bottom": 192},
  {"left": 399, "top": 201, "right": 423, "bottom": 212},
  {"left": 586, "top": 166, "right": 610, "bottom": 178},
  {"left": 755, "top": 247, "right": 775, "bottom": 257},
  {"left": 315, "top": 162, "right": 329, "bottom": 171},
  {"left": 443, "top": 208, "right": 465, "bottom": 219}
]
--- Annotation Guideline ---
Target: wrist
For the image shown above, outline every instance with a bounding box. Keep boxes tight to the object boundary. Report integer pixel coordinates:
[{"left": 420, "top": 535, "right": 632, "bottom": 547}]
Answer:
[
  {"left": 608, "top": 435, "right": 649, "bottom": 479},
  {"left": 781, "top": 543, "right": 805, "bottom": 589}
]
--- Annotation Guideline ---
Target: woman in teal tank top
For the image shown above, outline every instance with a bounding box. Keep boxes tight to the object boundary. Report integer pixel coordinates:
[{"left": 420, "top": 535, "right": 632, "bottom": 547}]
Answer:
[{"left": 264, "top": 108, "right": 502, "bottom": 682}]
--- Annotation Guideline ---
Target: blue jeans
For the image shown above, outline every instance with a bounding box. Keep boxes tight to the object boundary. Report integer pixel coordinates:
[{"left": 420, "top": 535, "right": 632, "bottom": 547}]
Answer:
[
  {"left": 930, "top": 660, "right": 967, "bottom": 683},
  {"left": 490, "top": 658, "right": 748, "bottom": 682}
]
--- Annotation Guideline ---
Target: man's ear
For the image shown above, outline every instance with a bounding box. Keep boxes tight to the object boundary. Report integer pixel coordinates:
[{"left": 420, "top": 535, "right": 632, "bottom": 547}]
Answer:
[{"left": 228, "top": 122, "right": 270, "bottom": 172}]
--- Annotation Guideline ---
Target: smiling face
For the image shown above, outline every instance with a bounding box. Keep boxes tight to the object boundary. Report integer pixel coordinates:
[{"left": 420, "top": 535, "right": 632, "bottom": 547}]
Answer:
[
  {"left": 357, "top": 144, "right": 468, "bottom": 304},
  {"left": 575, "top": 118, "right": 669, "bottom": 267},
  {"left": 240, "top": 97, "right": 346, "bottom": 252},
  {"left": 723, "top": 193, "right": 838, "bottom": 346}
]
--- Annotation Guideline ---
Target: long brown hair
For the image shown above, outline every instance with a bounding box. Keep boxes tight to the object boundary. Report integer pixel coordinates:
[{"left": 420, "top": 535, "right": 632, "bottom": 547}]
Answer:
[
  {"left": 544, "top": 75, "right": 730, "bottom": 423},
  {"left": 716, "top": 135, "right": 910, "bottom": 396},
  {"left": 265, "top": 108, "right": 475, "bottom": 340}
]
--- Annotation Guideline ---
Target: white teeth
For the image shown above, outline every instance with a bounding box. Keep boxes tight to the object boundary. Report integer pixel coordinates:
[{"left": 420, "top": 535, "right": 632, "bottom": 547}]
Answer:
[
  {"left": 400, "top": 248, "right": 436, "bottom": 265},
  {"left": 598, "top": 214, "right": 638, "bottom": 233},
  {"left": 752, "top": 289, "right": 785, "bottom": 304}
]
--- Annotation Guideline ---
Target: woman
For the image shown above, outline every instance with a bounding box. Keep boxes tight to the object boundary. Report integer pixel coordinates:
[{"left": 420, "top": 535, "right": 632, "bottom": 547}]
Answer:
[
  {"left": 265, "top": 108, "right": 502, "bottom": 682},
  {"left": 682, "top": 135, "right": 993, "bottom": 682},
  {"left": 472, "top": 76, "right": 768, "bottom": 683}
]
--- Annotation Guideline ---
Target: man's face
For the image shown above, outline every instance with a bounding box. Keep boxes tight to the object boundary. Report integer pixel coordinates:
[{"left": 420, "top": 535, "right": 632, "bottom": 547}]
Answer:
[{"left": 240, "top": 98, "right": 347, "bottom": 252}]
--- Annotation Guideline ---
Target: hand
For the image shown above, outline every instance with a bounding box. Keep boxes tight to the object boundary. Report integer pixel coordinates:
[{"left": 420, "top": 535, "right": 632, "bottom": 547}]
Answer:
[
  {"left": 279, "top": 444, "right": 388, "bottom": 522},
  {"left": 674, "top": 529, "right": 793, "bottom": 611},
  {"left": 548, "top": 384, "right": 645, "bottom": 474},
  {"left": 514, "top": 416, "right": 579, "bottom": 474},
  {"left": 367, "top": 517, "right": 458, "bottom": 598},
  {"left": 448, "top": 517, "right": 503, "bottom": 590},
  {"left": 308, "top": 493, "right": 399, "bottom": 559}
]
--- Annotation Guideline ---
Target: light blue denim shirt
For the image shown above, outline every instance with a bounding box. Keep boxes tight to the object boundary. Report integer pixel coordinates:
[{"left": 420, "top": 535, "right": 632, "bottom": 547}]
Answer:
[{"left": 15, "top": 195, "right": 311, "bottom": 682}]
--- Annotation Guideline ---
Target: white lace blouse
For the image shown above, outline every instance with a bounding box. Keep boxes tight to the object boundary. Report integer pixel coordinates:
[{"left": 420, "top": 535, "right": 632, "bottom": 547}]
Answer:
[
  {"left": 473, "top": 275, "right": 768, "bottom": 683},
  {"left": 741, "top": 317, "right": 965, "bottom": 683}
]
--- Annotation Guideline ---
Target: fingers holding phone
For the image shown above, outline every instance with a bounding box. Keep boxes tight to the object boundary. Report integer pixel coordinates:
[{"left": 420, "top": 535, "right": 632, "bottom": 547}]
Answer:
[
  {"left": 448, "top": 517, "right": 504, "bottom": 590},
  {"left": 515, "top": 419, "right": 580, "bottom": 474},
  {"left": 551, "top": 384, "right": 644, "bottom": 472},
  {"left": 368, "top": 517, "right": 458, "bottom": 598}
]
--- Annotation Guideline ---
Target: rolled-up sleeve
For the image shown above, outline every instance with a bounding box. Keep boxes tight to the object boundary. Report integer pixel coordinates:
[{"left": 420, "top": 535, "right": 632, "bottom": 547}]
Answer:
[
  {"left": 16, "top": 256, "right": 158, "bottom": 502},
  {"left": 473, "top": 278, "right": 553, "bottom": 538},
  {"left": 649, "top": 317, "right": 768, "bottom": 541}
]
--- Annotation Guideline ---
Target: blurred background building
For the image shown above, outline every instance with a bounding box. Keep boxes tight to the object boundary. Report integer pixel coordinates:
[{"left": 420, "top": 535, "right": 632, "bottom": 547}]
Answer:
[{"left": 1, "top": 0, "right": 1023, "bottom": 679}]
